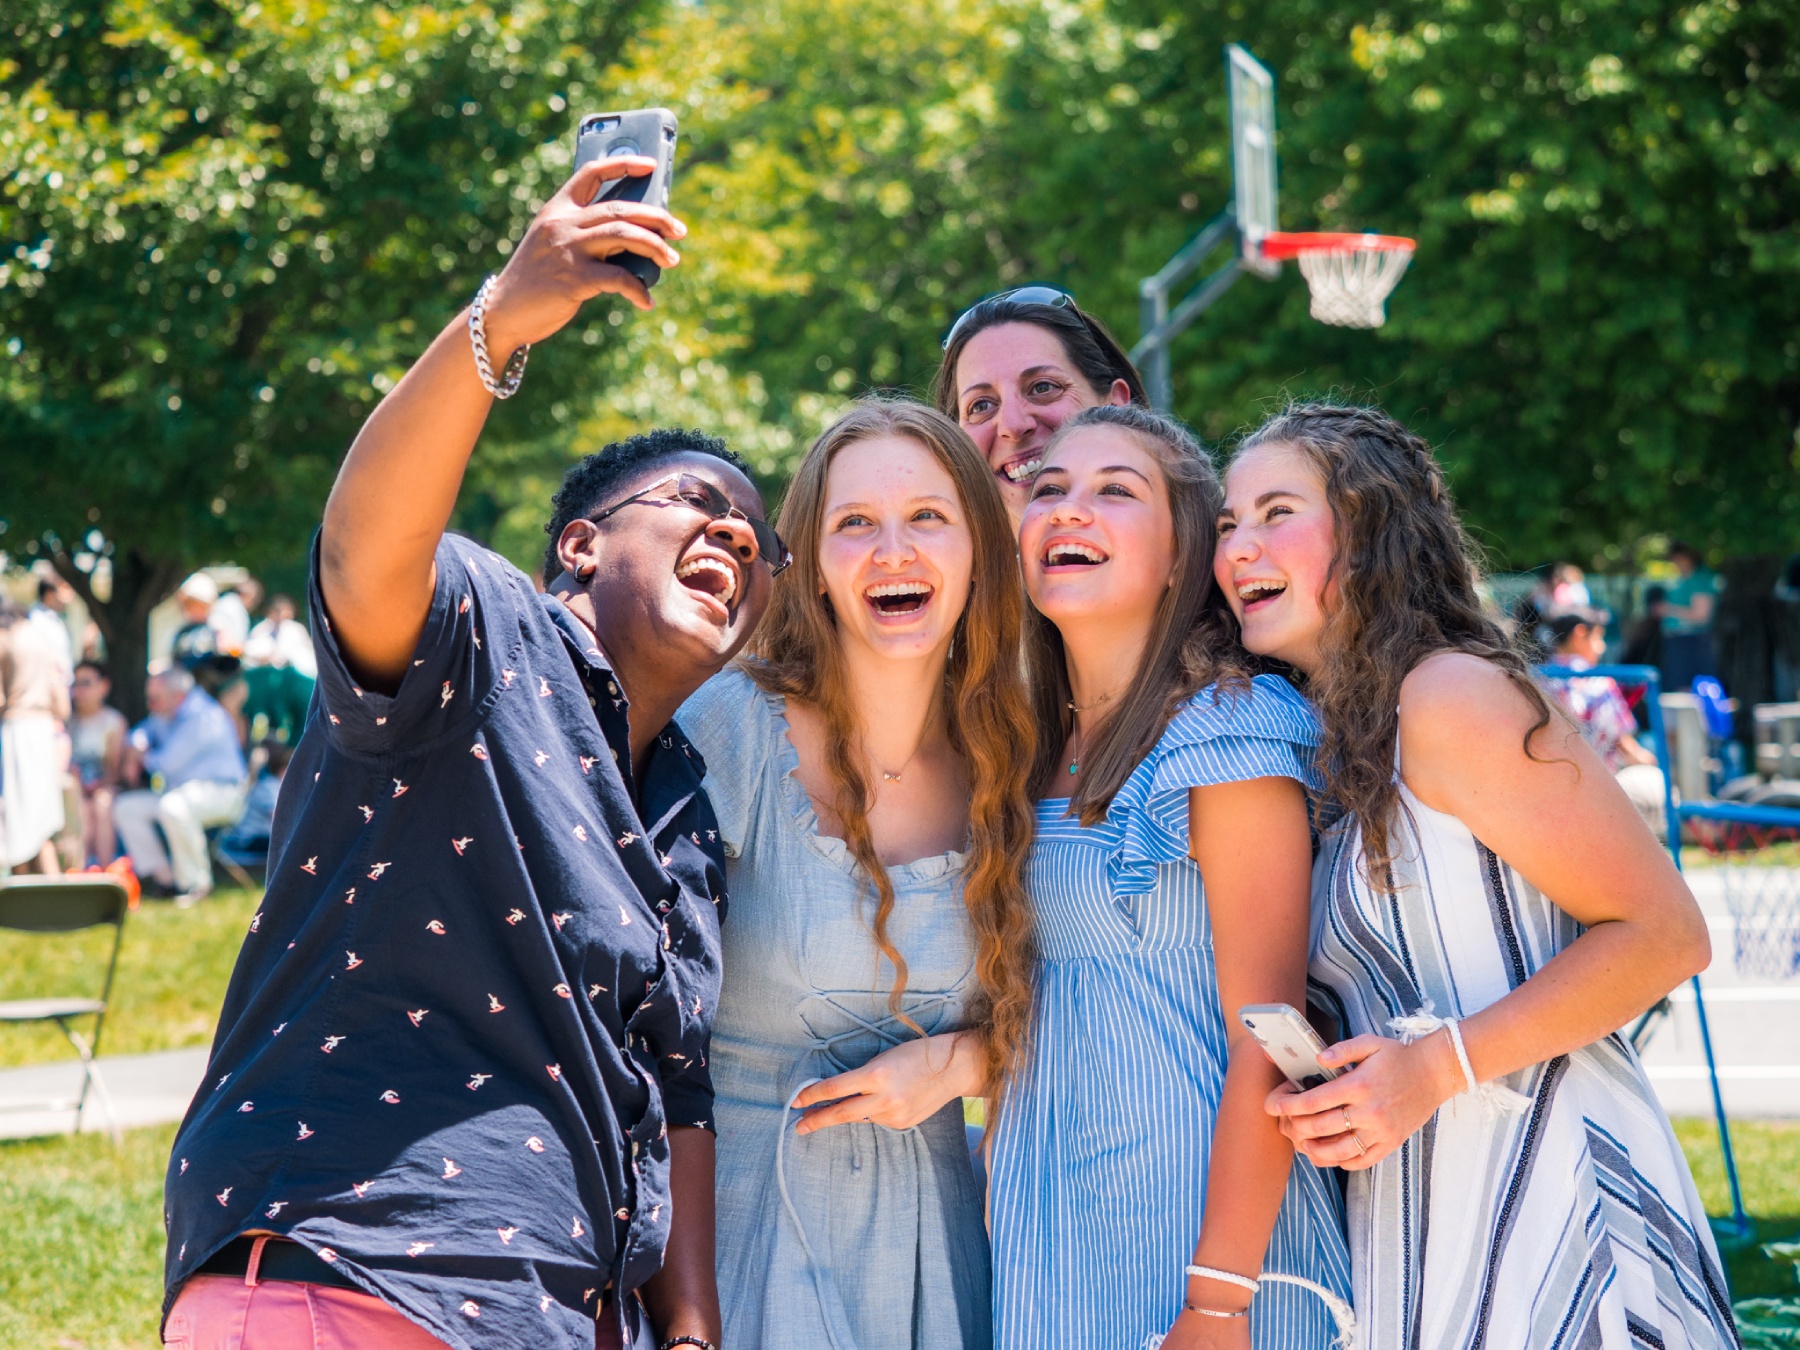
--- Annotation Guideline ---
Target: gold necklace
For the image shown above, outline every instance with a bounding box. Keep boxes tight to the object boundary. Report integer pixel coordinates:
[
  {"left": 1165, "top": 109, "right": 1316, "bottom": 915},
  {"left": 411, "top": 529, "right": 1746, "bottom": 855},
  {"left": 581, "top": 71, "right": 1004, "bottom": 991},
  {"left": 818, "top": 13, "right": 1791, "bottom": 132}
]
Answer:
[
  {"left": 876, "top": 735, "right": 930, "bottom": 784},
  {"left": 1066, "top": 689, "right": 1115, "bottom": 714}
]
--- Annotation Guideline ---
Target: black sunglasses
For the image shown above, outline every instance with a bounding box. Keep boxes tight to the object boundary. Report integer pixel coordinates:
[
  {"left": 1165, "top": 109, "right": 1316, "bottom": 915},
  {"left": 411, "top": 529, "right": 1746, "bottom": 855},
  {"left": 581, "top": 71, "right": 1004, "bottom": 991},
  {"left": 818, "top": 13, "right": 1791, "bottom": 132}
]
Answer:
[
  {"left": 941, "top": 285, "right": 1078, "bottom": 351},
  {"left": 590, "top": 472, "right": 792, "bottom": 576}
]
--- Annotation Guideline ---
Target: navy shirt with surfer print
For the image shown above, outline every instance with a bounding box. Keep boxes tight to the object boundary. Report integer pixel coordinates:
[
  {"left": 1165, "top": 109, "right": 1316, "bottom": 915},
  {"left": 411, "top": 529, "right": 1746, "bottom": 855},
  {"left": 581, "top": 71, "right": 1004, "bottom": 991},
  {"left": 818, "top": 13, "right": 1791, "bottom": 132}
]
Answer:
[{"left": 163, "top": 532, "right": 728, "bottom": 1349}]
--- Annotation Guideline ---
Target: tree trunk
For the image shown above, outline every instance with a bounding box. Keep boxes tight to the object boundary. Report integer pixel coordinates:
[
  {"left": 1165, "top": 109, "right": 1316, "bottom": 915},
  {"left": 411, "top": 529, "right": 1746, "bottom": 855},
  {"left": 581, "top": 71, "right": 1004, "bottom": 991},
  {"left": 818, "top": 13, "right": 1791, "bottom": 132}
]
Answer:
[{"left": 53, "top": 546, "right": 184, "bottom": 725}]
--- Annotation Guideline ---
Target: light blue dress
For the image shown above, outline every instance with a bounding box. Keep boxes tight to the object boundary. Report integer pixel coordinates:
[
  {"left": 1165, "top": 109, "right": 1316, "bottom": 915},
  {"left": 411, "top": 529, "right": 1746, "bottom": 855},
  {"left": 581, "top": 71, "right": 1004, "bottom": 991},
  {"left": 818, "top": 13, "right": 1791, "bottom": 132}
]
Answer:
[
  {"left": 678, "top": 668, "right": 991, "bottom": 1350},
  {"left": 990, "top": 676, "right": 1353, "bottom": 1350}
]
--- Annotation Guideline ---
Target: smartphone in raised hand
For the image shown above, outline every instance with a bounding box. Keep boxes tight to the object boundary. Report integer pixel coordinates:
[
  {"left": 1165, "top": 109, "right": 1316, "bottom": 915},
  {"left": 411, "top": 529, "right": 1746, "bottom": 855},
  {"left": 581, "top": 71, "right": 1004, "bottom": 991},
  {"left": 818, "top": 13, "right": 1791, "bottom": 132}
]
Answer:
[
  {"left": 1239, "top": 1002, "right": 1342, "bottom": 1091},
  {"left": 574, "top": 108, "right": 679, "bottom": 289}
]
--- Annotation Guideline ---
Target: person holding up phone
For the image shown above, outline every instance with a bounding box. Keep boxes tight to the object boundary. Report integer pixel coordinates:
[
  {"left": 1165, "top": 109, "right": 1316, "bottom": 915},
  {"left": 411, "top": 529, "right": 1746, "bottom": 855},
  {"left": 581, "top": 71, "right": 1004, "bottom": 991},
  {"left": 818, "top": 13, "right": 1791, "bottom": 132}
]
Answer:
[
  {"left": 989, "top": 405, "right": 1351, "bottom": 1350},
  {"left": 1219, "top": 404, "right": 1735, "bottom": 1350},
  {"left": 161, "top": 152, "right": 777, "bottom": 1350}
]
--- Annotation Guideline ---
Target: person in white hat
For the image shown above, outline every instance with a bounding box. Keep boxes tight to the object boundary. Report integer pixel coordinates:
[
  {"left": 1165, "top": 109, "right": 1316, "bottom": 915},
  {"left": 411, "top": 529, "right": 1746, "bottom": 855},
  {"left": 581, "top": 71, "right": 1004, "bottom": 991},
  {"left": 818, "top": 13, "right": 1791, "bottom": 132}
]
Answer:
[{"left": 170, "top": 573, "right": 222, "bottom": 672}]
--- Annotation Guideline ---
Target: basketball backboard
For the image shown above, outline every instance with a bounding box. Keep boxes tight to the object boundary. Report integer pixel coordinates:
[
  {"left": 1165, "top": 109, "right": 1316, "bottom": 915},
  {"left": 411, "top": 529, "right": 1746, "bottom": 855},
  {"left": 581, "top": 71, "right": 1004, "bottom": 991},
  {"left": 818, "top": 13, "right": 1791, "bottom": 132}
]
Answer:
[{"left": 1228, "top": 45, "right": 1279, "bottom": 277}]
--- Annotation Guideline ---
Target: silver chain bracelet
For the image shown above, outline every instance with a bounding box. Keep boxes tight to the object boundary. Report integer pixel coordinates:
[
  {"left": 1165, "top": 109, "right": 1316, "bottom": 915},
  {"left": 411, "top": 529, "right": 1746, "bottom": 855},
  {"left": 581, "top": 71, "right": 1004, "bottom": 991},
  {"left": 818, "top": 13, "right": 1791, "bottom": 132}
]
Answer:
[{"left": 468, "top": 274, "right": 529, "bottom": 399}]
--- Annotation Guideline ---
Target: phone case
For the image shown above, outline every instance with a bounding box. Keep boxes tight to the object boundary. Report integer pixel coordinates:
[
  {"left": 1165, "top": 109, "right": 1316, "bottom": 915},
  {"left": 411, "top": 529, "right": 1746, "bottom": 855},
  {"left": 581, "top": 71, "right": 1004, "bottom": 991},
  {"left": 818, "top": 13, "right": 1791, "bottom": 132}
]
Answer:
[
  {"left": 1239, "top": 1002, "right": 1340, "bottom": 1090},
  {"left": 574, "top": 108, "right": 679, "bottom": 288}
]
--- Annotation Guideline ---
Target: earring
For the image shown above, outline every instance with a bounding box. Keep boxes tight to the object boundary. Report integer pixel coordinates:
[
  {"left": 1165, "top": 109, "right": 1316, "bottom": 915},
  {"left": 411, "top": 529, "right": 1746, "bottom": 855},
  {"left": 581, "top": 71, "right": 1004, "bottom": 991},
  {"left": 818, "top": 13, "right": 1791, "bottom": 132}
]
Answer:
[{"left": 576, "top": 564, "right": 597, "bottom": 584}]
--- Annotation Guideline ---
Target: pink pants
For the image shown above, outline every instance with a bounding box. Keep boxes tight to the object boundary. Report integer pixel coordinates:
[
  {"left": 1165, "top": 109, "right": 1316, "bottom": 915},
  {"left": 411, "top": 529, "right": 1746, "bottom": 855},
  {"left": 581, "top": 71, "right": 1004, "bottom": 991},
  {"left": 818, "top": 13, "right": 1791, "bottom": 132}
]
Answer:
[{"left": 163, "top": 1240, "right": 454, "bottom": 1350}]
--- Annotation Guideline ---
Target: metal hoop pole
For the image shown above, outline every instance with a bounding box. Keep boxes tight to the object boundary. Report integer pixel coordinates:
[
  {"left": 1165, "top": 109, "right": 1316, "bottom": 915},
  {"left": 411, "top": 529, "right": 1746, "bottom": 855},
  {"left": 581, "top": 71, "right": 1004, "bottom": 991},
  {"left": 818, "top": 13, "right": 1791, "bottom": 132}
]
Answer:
[
  {"left": 1130, "top": 208, "right": 1243, "bottom": 412},
  {"left": 1540, "top": 663, "right": 1752, "bottom": 1243}
]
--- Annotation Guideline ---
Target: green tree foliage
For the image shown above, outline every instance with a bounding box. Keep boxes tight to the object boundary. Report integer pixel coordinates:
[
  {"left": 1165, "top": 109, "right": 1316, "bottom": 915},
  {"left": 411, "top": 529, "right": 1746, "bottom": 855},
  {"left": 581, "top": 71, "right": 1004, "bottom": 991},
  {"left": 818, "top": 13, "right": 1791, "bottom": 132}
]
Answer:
[
  {"left": 0, "top": 0, "right": 649, "bottom": 705},
  {"left": 454, "top": 0, "right": 1040, "bottom": 563},
  {"left": 4, "top": 0, "right": 1797, "bottom": 708},
  {"left": 936, "top": 0, "right": 1800, "bottom": 566}
]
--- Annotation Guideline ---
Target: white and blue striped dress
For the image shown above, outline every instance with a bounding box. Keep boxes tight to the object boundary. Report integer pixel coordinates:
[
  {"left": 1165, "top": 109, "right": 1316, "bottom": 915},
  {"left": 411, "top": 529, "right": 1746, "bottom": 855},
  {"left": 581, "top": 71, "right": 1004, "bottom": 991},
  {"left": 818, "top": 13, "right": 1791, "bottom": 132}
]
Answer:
[
  {"left": 1308, "top": 744, "right": 1739, "bottom": 1349},
  {"left": 991, "top": 676, "right": 1353, "bottom": 1350}
]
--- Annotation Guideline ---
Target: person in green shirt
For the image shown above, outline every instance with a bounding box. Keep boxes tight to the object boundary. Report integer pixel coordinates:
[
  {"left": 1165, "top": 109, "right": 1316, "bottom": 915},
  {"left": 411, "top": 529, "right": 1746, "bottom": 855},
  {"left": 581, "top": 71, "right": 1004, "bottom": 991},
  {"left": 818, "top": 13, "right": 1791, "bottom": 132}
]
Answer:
[{"left": 1659, "top": 540, "right": 1719, "bottom": 692}]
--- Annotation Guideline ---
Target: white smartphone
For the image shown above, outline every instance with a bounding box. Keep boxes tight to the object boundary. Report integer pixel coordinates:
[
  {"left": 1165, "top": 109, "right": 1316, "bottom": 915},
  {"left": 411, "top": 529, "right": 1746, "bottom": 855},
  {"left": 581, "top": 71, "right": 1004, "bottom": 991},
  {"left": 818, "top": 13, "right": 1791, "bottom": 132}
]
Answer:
[{"left": 1239, "top": 1002, "right": 1341, "bottom": 1091}]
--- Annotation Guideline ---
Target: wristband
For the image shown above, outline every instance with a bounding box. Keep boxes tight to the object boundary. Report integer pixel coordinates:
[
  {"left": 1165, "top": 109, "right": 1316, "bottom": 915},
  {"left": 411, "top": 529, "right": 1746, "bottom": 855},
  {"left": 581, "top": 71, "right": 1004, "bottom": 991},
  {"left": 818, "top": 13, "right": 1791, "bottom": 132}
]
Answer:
[
  {"left": 1443, "top": 1018, "right": 1478, "bottom": 1095},
  {"left": 1388, "top": 1001, "right": 1531, "bottom": 1121},
  {"left": 658, "top": 1339, "right": 717, "bottom": 1350},
  {"left": 1186, "top": 1264, "right": 1259, "bottom": 1294},
  {"left": 468, "top": 275, "right": 529, "bottom": 399}
]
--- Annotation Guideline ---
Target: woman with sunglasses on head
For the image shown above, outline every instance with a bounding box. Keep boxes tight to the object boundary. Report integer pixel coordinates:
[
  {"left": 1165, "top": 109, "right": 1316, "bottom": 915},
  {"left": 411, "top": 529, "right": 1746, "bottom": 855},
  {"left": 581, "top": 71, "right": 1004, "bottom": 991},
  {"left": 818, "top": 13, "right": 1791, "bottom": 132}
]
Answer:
[
  {"left": 990, "top": 404, "right": 1351, "bottom": 1350},
  {"left": 933, "top": 287, "right": 1147, "bottom": 529},
  {"left": 677, "top": 398, "right": 1037, "bottom": 1350},
  {"left": 1219, "top": 404, "right": 1733, "bottom": 1349}
]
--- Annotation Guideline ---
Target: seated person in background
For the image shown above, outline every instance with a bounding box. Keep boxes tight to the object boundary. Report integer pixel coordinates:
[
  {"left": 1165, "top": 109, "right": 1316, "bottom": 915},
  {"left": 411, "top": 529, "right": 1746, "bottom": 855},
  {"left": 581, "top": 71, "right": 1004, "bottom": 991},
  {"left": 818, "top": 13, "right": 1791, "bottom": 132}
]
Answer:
[
  {"left": 69, "top": 660, "right": 129, "bottom": 866},
  {"left": 1546, "top": 609, "right": 1668, "bottom": 836},
  {"left": 243, "top": 593, "right": 318, "bottom": 678},
  {"left": 114, "top": 665, "right": 246, "bottom": 903},
  {"left": 215, "top": 738, "right": 291, "bottom": 874}
]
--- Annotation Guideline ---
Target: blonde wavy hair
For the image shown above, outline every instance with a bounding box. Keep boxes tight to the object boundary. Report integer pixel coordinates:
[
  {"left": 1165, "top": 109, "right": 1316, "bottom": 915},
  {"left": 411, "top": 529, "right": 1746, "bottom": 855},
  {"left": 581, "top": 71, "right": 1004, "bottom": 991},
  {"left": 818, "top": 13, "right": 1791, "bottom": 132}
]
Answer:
[{"left": 744, "top": 398, "right": 1038, "bottom": 1103}]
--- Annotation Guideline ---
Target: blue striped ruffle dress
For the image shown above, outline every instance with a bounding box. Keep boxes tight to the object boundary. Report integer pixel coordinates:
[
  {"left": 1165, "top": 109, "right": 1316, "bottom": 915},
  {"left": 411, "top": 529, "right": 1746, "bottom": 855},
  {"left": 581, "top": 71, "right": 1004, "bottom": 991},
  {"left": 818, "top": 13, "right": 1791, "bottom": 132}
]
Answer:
[
  {"left": 1307, "top": 746, "right": 1739, "bottom": 1348},
  {"left": 991, "top": 676, "right": 1352, "bottom": 1350}
]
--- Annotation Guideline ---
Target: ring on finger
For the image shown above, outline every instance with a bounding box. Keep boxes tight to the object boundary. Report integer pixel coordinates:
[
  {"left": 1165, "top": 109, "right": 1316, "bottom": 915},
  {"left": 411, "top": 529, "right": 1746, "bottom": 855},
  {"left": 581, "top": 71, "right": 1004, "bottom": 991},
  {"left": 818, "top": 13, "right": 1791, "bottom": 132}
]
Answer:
[
  {"left": 1340, "top": 1105, "right": 1353, "bottom": 1131},
  {"left": 1350, "top": 1132, "right": 1368, "bottom": 1157}
]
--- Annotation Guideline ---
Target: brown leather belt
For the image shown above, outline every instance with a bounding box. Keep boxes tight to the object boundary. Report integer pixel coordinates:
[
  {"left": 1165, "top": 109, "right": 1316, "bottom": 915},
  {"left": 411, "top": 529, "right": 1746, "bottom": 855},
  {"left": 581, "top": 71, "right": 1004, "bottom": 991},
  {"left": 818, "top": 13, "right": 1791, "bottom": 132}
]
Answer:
[{"left": 196, "top": 1235, "right": 361, "bottom": 1291}]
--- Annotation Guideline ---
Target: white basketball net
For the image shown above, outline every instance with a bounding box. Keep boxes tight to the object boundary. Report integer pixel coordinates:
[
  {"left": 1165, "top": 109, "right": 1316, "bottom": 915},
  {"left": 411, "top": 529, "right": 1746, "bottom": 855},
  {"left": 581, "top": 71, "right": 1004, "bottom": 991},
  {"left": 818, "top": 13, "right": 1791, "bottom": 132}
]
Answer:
[{"left": 1295, "top": 245, "right": 1415, "bottom": 328}]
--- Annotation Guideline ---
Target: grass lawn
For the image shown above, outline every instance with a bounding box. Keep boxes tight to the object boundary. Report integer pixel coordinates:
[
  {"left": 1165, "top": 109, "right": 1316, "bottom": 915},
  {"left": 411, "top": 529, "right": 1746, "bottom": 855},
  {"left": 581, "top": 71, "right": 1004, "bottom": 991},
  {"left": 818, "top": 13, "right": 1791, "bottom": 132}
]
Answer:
[
  {"left": 0, "top": 1117, "right": 1794, "bottom": 1348},
  {"left": 0, "top": 1123, "right": 176, "bottom": 1349},
  {"left": 0, "top": 887, "right": 259, "bottom": 1068},
  {"left": 1675, "top": 1117, "right": 1800, "bottom": 1301},
  {"left": 0, "top": 892, "right": 1795, "bottom": 1345}
]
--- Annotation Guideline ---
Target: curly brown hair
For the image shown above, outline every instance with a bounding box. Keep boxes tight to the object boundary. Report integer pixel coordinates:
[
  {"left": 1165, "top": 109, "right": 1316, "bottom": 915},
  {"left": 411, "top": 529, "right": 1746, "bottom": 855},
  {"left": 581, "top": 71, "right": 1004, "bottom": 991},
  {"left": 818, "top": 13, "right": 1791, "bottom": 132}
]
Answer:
[
  {"left": 744, "top": 398, "right": 1039, "bottom": 1104},
  {"left": 1234, "top": 402, "right": 1554, "bottom": 881},
  {"left": 1024, "top": 404, "right": 1252, "bottom": 824}
]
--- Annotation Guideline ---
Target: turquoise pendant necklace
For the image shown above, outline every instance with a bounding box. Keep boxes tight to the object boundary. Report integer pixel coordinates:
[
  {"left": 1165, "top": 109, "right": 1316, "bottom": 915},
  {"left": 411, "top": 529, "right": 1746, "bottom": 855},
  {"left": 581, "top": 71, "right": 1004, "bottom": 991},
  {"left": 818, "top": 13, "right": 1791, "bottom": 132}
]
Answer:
[{"left": 1066, "top": 689, "right": 1114, "bottom": 777}]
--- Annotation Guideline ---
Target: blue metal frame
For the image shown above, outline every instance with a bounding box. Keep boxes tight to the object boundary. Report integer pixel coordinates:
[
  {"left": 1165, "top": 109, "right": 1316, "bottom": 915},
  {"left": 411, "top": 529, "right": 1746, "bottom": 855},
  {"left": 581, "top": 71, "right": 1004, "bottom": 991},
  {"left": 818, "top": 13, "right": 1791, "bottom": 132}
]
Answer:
[{"left": 1539, "top": 664, "right": 1753, "bottom": 1243}]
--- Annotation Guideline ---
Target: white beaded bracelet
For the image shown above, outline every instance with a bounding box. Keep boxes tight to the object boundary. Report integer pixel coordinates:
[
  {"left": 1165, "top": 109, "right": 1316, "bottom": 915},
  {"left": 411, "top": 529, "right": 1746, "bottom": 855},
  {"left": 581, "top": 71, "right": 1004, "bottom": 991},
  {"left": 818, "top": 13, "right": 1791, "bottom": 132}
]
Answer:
[{"left": 468, "top": 274, "right": 529, "bottom": 399}]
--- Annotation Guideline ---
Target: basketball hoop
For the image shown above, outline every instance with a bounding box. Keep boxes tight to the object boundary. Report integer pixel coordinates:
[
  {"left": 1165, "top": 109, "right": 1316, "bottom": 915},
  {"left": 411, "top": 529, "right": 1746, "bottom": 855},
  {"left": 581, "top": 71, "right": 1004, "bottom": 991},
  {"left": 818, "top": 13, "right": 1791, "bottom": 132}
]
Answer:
[{"left": 1259, "top": 232, "right": 1416, "bottom": 329}]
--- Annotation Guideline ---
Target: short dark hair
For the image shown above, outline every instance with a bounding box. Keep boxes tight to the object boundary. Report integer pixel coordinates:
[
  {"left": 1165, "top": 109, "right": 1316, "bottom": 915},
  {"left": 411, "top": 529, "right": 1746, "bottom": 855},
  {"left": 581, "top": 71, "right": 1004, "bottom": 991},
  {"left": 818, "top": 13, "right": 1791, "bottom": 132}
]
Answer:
[
  {"left": 37, "top": 577, "right": 59, "bottom": 601},
  {"left": 931, "top": 295, "right": 1147, "bottom": 419},
  {"left": 1667, "top": 540, "right": 1702, "bottom": 566},
  {"left": 1548, "top": 607, "right": 1607, "bottom": 646},
  {"left": 75, "top": 659, "right": 109, "bottom": 682},
  {"left": 540, "top": 428, "right": 751, "bottom": 582}
]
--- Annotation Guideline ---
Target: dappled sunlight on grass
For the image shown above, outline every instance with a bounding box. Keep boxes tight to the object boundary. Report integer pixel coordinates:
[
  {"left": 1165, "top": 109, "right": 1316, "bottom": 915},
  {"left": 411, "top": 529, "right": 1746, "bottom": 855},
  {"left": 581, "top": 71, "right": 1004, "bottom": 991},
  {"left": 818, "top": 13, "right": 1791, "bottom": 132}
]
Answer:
[{"left": 0, "top": 888, "right": 259, "bottom": 1069}]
